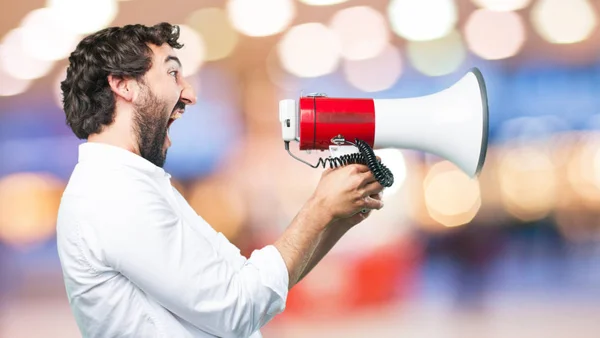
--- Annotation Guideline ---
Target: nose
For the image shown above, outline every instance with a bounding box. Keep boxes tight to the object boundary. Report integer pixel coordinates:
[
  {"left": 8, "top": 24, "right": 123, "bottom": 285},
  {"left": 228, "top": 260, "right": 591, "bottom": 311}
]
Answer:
[{"left": 180, "top": 79, "right": 197, "bottom": 106}]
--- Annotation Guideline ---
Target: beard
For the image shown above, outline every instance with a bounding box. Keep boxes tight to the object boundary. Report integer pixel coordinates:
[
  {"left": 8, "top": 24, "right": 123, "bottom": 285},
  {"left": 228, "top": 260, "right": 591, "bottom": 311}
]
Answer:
[{"left": 132, "top": 84, "right": 171, "bottom": 168}]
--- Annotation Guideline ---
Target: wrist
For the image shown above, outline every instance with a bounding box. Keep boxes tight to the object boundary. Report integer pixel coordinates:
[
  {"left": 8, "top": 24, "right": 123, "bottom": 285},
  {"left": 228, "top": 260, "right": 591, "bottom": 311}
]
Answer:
[
  {"left": 331, "top": 217, "right": 355, "bottom": 232},
  {"left": 303, "top": 196, "right": 335, "bottom": 231}
]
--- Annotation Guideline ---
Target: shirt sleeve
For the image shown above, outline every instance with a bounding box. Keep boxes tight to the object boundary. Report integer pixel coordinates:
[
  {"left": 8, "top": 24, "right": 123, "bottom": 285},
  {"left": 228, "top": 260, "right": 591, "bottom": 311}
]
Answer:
[{"left": 97, "top": 179, "right": 289, "bottom": 338}]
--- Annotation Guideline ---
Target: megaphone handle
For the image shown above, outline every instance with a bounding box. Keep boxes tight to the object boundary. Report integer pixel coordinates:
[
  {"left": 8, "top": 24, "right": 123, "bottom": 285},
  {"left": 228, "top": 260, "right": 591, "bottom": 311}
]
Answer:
[{"left": 284, "top": 139, "right": 394, "bottom": 188}]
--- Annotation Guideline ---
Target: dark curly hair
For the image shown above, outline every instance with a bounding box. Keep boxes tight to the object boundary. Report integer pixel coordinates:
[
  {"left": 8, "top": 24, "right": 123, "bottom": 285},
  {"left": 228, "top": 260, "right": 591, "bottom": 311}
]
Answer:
[{"left": 60, "top": 22, "right": 184, "bottom": 139}]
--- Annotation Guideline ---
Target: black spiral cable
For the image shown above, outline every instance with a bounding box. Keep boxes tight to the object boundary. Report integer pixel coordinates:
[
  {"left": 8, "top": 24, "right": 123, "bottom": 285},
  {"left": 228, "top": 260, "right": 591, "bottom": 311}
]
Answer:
[{"left": 285, "top": 139, "right": 394, "bottom": 188}]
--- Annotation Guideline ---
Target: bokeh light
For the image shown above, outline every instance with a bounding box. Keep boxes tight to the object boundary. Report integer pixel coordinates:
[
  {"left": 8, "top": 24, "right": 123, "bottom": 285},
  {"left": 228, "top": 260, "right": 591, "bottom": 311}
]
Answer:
[
  {"left": 265, "top": 46, "right": 305, "bottom": 91},
  {"left": 423, "top": 161, "right": 482, "bottom": 227},
  {"left": 329, "top": 6, "right": 389, "bottom": 61},
  {"left": 20, "top": 7, "right": 80, "bottom": 62},
  {"left": 388, "top": 0, "right": 458, "bottom": 41},
  {"left": 406, "top": 30, "right": 465, "bottom": 76},
  {"left": 175, "top": 25, "right": 206, "bottom": 77},
  {"left": 0, "top": 28, "right": 55, "bottom": 80},
  {"left": 277, "top": 23, "right": 341, "bottom": 78},
  {"left": 299, "top": 0, "right": 348, "bottom": 5},
  {"left": 343, "top": 43, "right": 403, "bottom": 92},
  {"left": 471, "top": 0, "right": 532, "bottom": 11},
  {"left": 566, "top": 135, "right": 600, "bottom": 207},
  {"left": 227, "top": 0, "right": 296, "bottom": 37},
  {"left": 46, "top": 0, "right": 118, "bottom": 35},
  {"left": 374, "top": 148, "right": 408, "bottom": 198},
  {"left": 531, "top": 0, "right": 598, "bottom": 44},
  {"left": 0, "top": 58, "right": 32, "bottom": 97},
  {"left": 0, "top": 173, "right": 63, "bottom": 249},
  {"left": 464, "top": 9, "right": 526, "bottom": 60},
  {"left": 498, "top": 146, "right": 558, "bottom": 221},
  {"left": 186, "top": 7, "right": 239, "bottom": 61}
]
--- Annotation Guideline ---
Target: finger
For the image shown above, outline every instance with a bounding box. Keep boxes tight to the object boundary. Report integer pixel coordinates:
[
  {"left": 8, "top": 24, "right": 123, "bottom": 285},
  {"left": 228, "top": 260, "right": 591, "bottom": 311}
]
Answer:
[
  {"left": 350, "top": 163, "right": 370, "bottom": 173},
  {"left": 322, "top": 166, "right": 336, "bottom": 176},
  {"left": 360, "top": 196, "right": 384, "bottom": 210},
  {"left": 361, "top": 180, "right": 384, "bottom": 197},
  {"left": 369, "top": 191, "right": 383, "bottom": 201},
  {"left": 358, "top": 170, "right": 377, "bottom": 186}
]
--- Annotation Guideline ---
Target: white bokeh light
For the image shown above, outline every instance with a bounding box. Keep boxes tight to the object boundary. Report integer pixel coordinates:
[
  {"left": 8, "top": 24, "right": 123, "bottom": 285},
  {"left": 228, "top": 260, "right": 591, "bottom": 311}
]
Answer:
[
  {"left": 0, "top": 48, "right": 32, "bottom": 96},
  {"left": 424, "top": 161, "right": 481, "bottom": 227},
  {"left": 20, "top": 7, "right": 80, "bottom": 62},
  {"left": 299, "top": 0, "right": 348, "bottom": 5},
  {"left": 531, "top": 0, "right": 597, "bottom": 44},
  {"left": 388, "top": 0, "right": 458, "bottom": 41},
  {"left": 464, "top": 9, "right": 526, "bottom": 60},
  {"left": 46, "top": 0, "right": 118, "bottom": 35},
  {"left": 471, "top": 0, "right": 532, "bottom": 11},
  {"left": 175, "top": 25, "right": 206, "bottom": 78},
  {"left": 343, "top": 43, "right": 403, "bottom": 92},
  {"left": 227, "top": 0, "right": 296, "bottom": 37},
  {"left": 0, "top": 28, "right": 55, "bottom": 80},
  {"left": 407, "top": 30, "right": 465, "bottom": 76},
  {"left": 329, "top": 6, "right": 389, "bottom": 60},
  {"left": 186, "top": 8, "right": 239, "bottom": 61},
  {"left": 277, "top": 23, "right": 341, "bottom": 78},
  {"left": 374, "top": 148, "right": 407, "bottom": 197}
]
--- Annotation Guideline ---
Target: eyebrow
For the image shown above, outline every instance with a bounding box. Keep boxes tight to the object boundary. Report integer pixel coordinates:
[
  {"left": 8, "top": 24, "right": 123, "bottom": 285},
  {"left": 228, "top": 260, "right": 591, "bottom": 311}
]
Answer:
[{"left": 165, "top": 55, "right": 182, "bottom": 68}]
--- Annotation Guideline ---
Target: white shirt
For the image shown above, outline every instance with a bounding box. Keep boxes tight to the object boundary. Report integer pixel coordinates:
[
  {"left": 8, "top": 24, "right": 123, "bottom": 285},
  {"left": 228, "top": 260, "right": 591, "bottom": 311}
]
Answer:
[{"left": 56, "top": 142, "right": 289, "bottom": 338}]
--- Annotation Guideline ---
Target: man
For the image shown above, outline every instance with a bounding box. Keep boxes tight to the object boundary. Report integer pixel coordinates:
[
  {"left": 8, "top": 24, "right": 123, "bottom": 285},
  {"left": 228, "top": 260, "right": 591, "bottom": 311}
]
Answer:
[{"left": 56, "top": 22, "right": 385, "bottom": 338}]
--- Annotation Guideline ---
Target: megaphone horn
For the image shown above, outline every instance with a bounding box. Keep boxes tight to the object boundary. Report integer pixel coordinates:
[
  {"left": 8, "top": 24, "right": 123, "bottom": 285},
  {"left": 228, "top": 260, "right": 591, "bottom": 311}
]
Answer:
[{"left": 278, "top": 67, "right": 490, "bottom": 187}]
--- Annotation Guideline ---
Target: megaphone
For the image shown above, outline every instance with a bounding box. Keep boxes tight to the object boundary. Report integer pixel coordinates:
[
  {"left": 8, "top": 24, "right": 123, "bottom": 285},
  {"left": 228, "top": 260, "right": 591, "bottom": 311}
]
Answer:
[{"left": 279, "top": 67, "right": 489, "bottom": 188}]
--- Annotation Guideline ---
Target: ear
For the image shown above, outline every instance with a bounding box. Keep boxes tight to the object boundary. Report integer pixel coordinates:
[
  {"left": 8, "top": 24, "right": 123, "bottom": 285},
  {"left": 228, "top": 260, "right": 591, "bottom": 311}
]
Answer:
[{"left": 108, "top": 74, "right": 134, "bottom": 102}]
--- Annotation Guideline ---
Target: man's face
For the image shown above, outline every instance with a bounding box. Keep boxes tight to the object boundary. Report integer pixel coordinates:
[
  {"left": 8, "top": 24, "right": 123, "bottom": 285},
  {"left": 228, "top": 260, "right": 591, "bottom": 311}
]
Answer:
[{"left": 132, "top": 43, "right": 196, "bottom": 167}]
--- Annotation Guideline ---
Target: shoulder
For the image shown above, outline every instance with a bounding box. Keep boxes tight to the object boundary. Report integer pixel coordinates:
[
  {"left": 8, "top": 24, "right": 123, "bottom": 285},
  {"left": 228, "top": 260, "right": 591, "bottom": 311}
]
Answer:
[
  {"left": 59, "top": 163, "right": 175, "bottom": 236},
  {"left": 64, "top": 163, "right": 163, "bottom": 203},
  {"left": 57, "top": 164, "right": 178, "bottom": 267}
]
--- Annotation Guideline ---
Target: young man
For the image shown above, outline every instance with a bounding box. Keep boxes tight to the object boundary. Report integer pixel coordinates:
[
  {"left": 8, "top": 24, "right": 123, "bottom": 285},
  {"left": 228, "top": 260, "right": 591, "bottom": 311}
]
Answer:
[{"left": 56, "top": 22, "right": 385, "bottom": 338}]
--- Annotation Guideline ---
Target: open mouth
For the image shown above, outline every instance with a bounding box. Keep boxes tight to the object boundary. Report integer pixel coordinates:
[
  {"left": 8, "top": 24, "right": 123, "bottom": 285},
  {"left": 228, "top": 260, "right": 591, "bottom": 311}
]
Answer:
[
  {"left": 165, "top": 102, "right": 186, "bottom": 148},
  {"left": 167, "top": 109, "right": 184, "bottom": 129}
]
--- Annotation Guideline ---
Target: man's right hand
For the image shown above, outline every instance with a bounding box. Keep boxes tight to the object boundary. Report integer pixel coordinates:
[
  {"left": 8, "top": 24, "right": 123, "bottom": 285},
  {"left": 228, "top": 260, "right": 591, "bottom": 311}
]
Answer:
[{"left": 309, "top": 164, "right": 385, "bottom": 221}]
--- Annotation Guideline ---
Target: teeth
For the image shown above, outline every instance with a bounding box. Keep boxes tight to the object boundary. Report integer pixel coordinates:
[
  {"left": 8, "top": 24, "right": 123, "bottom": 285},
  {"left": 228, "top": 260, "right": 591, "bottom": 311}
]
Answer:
[{"left": 170, "top": 111, "right": 183, "bottom": 120}]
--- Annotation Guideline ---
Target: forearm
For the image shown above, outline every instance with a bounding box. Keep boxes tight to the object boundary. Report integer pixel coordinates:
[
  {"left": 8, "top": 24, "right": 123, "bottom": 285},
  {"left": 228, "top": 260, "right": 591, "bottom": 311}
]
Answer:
[
  {"left": 297, "top": 222, "right": 351, "bottom": 282},
  {"left": 273, "top": 197, "right": 333, "bottom": 289}
]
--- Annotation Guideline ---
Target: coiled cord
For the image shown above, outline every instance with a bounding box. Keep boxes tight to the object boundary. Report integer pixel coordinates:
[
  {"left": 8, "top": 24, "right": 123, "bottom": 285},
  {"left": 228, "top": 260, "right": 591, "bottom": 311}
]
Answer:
[{"left": 285, "top": 139, "right": 394, "bottom": 188}]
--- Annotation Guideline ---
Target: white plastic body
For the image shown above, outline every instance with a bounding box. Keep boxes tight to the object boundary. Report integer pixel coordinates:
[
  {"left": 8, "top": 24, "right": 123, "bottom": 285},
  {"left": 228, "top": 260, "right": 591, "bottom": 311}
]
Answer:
[
  {"left": 279, "top": 99, "right": 298, "bottom": 141},
  {"left": 329, "top": 145, "right": 360, "bottom": 158},
  {"left": 373, "top": 70, "right": 486, "bottom": 177}
]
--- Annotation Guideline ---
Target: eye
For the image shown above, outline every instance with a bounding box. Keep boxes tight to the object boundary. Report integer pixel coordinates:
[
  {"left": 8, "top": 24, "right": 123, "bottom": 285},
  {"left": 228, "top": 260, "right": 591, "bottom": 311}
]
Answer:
[{"left": 169, "top": 70, "right": 178, "bottom": 79}]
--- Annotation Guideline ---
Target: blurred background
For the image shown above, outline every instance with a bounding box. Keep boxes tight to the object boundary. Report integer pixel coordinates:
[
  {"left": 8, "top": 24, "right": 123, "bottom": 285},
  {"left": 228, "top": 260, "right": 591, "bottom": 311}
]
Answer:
[{"left": 2, "top": 0, "right": 600, "bottom": 337}]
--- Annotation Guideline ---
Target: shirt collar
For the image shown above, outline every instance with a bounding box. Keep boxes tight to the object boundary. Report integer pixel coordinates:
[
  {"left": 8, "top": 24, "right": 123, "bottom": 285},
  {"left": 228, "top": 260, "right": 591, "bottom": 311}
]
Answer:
[{"left": 78, "top": 142, "right": 171, "bottom": 178}]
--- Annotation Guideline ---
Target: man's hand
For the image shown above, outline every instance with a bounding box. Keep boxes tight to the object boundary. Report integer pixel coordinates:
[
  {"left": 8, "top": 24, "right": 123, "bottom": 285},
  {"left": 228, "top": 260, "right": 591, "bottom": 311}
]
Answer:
[
  {"left": 310, "top": 164, "right": 385, "bottom": 222},
  {"left": 324, "top": 156, "right": 386, "bottom": 229}
]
